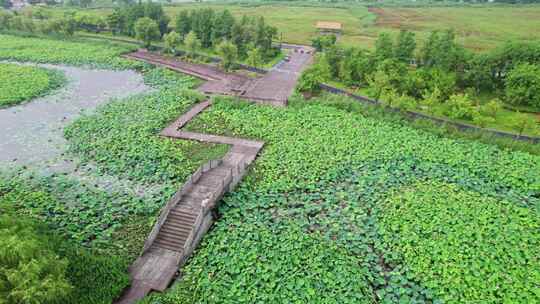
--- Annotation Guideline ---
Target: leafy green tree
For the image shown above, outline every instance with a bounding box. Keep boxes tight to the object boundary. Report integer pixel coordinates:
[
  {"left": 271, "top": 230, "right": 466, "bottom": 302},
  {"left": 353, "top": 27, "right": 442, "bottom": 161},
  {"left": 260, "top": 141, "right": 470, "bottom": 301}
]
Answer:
[
  {"left": 191, "top": 8, "right": 215, "bottom": 48},
  {"left": 323, "top": 46, "right": 342, "bottom": 78},
  {"left": 60, "top": 16, "right": 77, "bottom": 36},
  {"left": 472, "top": 112, "right": 495, "bottom": 128},
  {"left": 510, "top": 112, "right": 539, "bottom": 136},
  {"left": 375, "top": 58, "right": 409, "bottom": 94},
  {"left": 143, "top": 2, "right": 169, "bottom": 36},
  {"left": 211, "top": 9, "right": 235, "bottom": 44},
  {"left": 134, "top": 17, "right": 160, "bottom": 48},
  {"left": 297, "top": 66, "right": 323, "bottom": 94},
  {"left": 394, "top": 30, "right": 416, "bottom": 63},
  {"left": 0, "top": 10, "right": 12, "bottom": 29},
  {"left": 311, "top": 35, "right": 337, "bottom": 52},
  {"left": 246, "top": 46, "right": 263, "bottom": 68},
  {"left": 480, "top": 98, "right": 503, "bottom": 118},
  {"left": 0, "top": 216, "right": 72, "bottom": 304},
  {"left": 175, "top": 10, "right": 191, "bottom": 39},
  {"left": 368, "top": 70, "right": 393, "bottom": 101},
  {"left": 375, "top": 32, "right": 394, "bottom": 62},
  {"left": 106, "top": 10, "right": 123, "bottom": 35},
  {"left": 164, "top": 31, "right": 182, "bottom": 54},
  {"left": 421, "top": 29, "right": 467, "bottom": 73},
  {"left": 216, "top": 40, "right": 238, "bottom": 71},
  {"left": 445, "top": 93, "right": 476, "bottom": 120},
  {"left": 184, "top": 30, "right": 201, "bottom": 58},
  {"left": 420, "top": 87, "right": 442, "bottom": 115},
  {"left": 505, "top": 63, "right": 540, "bottom": 108}
]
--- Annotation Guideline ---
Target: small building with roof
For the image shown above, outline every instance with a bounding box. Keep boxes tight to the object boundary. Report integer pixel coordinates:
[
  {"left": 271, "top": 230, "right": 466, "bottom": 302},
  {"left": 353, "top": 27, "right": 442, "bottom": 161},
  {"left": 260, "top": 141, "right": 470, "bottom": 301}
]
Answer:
[{"left": 315, "top": 21, "right": 343, "bottom": 35}]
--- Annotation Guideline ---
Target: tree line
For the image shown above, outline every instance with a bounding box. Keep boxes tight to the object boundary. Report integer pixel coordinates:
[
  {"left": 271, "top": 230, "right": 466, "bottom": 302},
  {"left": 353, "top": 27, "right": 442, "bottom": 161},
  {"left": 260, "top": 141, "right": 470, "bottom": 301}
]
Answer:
[
  {"left": 0, "top": 3, "right": 280, "bottom": 68},
  {"left": 107, "top": 5, "right": 279, "bottom": 66},
  {"left": 300, "top": 30, "right": 540, "bottom": 135}
]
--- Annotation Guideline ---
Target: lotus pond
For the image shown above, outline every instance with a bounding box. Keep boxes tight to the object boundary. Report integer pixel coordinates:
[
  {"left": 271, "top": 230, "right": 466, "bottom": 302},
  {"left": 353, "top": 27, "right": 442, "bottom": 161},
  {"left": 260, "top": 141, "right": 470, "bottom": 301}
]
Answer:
[
  {"left": 140, "top": 95, "right": 540, "bottom": 304},
  {"left": 0, "top": 63, "right": 65, "bottom": 108}
]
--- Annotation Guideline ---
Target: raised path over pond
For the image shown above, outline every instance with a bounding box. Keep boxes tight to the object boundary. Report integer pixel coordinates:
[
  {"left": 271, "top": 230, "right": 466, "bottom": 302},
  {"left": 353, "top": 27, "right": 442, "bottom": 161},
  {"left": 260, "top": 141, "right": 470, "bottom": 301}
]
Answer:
[
  {"left": 117, "top": 45, "right": 314, "bottom": 304},
  {"left": 117, "top": 100, "right": 264, "bottom": 304}
]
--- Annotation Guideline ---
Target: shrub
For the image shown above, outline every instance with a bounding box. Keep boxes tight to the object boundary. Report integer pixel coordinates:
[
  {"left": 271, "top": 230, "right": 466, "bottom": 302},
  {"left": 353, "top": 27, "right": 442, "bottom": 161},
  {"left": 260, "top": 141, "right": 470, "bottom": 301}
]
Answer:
[
  {"left": 510, "top": 112, "right": 539, "bottom": 136},
  {"left": 184, "top": 31, "right": 201, "bottom": 58},
  {"left": 505, "top": 63, "right": 540, "bottom": 108},
  {"left": 134, "top": 17, "right": 160, "bottom": 48},
  {"left": 296, "top": 66, "right": 323, "bottom": 94},
  {"left": 472, "top": 112, "right": 495, "bottom": 128},
  {"left": 163, "top": 31, "right": 182, "bottom": 54},
  {"left": 445, "top": 93, "right": 476, "bottom": 120},
  {"left": 0, "top": 216, "right": 72, "bottom": 304},
  {"left": 216, "top": 40, "right": 238, "bottom": 71},
  {"left": 480, "top": 98, "right": 503, "bottom": 119}
]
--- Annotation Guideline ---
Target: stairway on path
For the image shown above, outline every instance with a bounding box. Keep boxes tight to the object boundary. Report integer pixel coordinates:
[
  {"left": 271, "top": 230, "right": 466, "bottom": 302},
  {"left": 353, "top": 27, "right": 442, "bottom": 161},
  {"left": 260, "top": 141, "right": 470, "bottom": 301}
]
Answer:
[{"left": 117, "top": 101, "right": 264, "bottom": 304}]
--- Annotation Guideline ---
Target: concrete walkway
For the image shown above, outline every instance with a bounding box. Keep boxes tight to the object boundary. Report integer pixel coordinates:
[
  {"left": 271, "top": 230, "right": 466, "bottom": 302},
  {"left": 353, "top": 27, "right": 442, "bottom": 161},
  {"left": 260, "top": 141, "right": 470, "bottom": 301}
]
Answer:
[
  {"left": 124, "top": 46, "right": 314, "bottom": 107},
  {"left": 118, "top": 44, "right": 314, "bottom": 303},
  {"left": 117, "top": 100, "right": 264, "bottom": 304}
]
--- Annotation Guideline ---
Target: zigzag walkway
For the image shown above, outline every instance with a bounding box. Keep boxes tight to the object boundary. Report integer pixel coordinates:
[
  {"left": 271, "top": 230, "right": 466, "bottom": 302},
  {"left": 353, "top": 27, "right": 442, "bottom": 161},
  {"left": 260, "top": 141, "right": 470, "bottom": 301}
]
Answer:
[
  {"left": 124, "top": 47, "right": 314, "bottom": 107},
  {"left": 118, "top": 45, "right": 314, "bottom": 303},
  {"left": 117, "top": 100, "right": 264, "bottom": 304}
]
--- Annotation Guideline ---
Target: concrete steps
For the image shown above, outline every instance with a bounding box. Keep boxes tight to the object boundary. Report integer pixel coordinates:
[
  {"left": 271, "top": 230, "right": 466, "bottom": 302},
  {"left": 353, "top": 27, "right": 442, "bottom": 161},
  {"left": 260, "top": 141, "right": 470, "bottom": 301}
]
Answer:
[{"left": 117, "top": 101, "right": 265, "bottom": 304}]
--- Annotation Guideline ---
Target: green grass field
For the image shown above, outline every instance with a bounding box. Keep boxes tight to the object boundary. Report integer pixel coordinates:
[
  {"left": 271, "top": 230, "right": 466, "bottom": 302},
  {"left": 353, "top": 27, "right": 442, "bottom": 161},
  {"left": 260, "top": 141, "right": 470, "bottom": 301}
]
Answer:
[{"left": 44, "top": 3, "right": 540, "bottom": 50}]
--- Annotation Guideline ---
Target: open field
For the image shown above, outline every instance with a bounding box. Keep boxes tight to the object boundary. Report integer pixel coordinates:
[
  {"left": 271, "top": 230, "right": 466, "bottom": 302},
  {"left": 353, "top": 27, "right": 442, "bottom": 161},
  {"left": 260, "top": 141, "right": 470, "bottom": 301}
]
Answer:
[
  {"left": 43, "top": 3, "right": 540, "bottom": 50},
  {"left": 367, "top": 5, "right": 540, "bottom": 51}
]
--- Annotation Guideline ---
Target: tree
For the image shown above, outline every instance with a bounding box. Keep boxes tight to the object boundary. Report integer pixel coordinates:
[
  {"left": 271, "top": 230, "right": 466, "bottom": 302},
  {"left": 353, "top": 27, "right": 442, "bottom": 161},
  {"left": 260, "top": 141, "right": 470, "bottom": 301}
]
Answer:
[
  {"left": 296, "top": 66, "right": 323, "bottom": 94},
  {"left": 376, "top": 58, "right": 409, "bottom": 94},
  {"left": 134, "top": 17, "right": 160, "bottom": 48},
  {"left": 0, "top": 217, "right": 72, "bottom": 304},
  {"left": 505, "top": 63, "right": 540, "bottom": 108},
  {"left": 311, "top": 35, "right": 337, "bottom": 52},
  {"left": 480, "top": 98, "right": 503, "bottom": 119},
  {"left": 60, "top": 16, "right": 77, "bottom": 36},
  {"left": 368, "top": 70, "right": 393, "bottom": 101},
  {"left": 246, "top": 46, "right": 263, "bottom": 68},
  {"left": 0, "top": 10, "right": 12, "bottom": 29},
  {"left": 216, "top": 40, "right": 238, "bottom": 71},
  {"left": 143, "top": 2, "right": 169, "bottom": 36},
  {"left": 106, "top": 10, "right": 123, "bottom": 35},
  {"left": 510, "top": 112, "right": 539, "bottom": 136},
  {"left": 211, "top": 9, "right": 235, "bottom": 44},
  {"left": 375, "top": 32, "right": 394, "bottom": 61},
  {"left": 420, "top": 29, "right": 467, "bottom": 73},
  {"left": 445, "top": 93, "right": 476, "bottom": 120},
  {"left": 164, "top": 31, "right": 182, "bottom": 54},
  {"left": 394, "top": 30, "right": 416, "bottom": 63},
  {"left": 184, "top": 30, "right": 201, "bottom": 58},
  {"left": 175, "top": 10, "right": 191, "bottom": 39}
]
